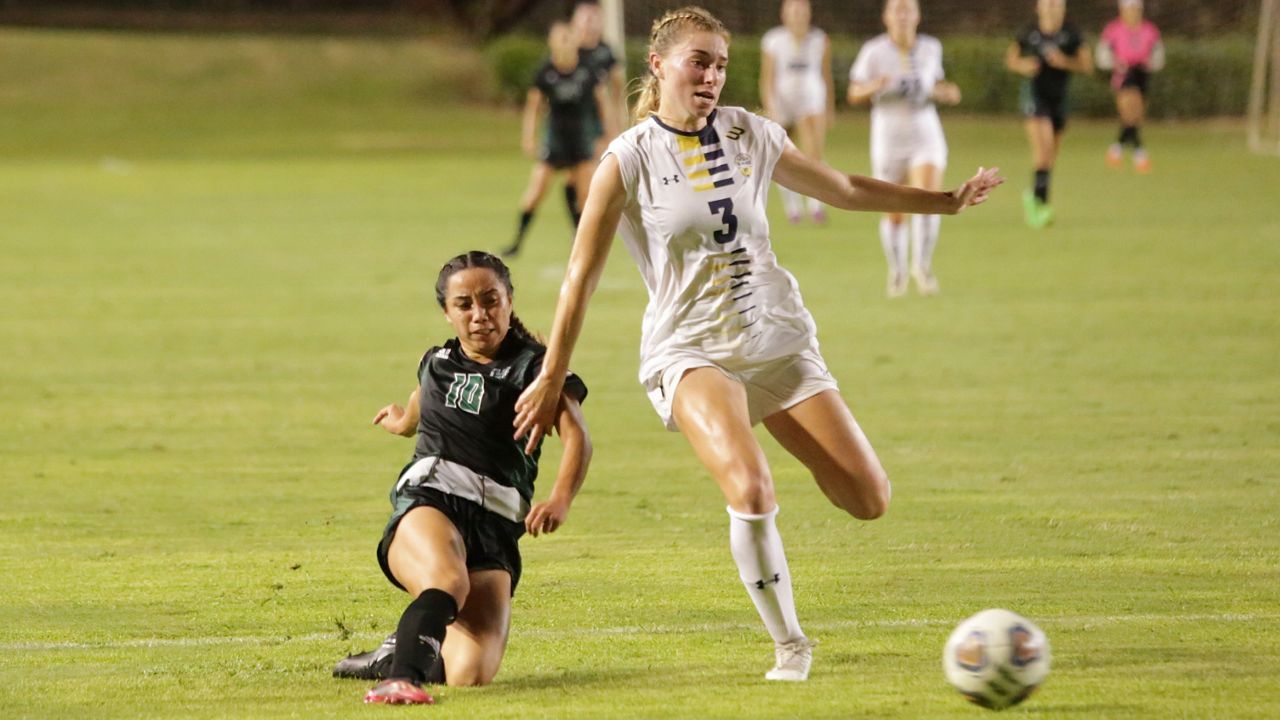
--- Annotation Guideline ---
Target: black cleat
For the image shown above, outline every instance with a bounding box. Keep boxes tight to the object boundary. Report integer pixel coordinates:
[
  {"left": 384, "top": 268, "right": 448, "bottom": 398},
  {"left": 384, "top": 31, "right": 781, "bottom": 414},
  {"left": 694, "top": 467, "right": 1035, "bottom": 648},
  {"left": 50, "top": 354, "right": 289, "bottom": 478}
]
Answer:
[{"left": 333, "top": 634, "right": 395, "bottom": 680}]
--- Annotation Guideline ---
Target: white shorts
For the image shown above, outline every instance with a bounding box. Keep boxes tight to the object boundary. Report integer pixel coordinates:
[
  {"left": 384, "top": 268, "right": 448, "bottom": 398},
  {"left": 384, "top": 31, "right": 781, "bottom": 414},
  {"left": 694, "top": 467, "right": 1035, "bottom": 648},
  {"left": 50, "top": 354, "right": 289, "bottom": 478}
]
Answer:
[
  {"left": 643, "top": 347, "right": 839, "bottom": 432},
  {"left": 770, "top": 82, "right": 827, "bottom": 127},
  {"left": 870, "top": 112, "right": 948, "bottom": 182}
]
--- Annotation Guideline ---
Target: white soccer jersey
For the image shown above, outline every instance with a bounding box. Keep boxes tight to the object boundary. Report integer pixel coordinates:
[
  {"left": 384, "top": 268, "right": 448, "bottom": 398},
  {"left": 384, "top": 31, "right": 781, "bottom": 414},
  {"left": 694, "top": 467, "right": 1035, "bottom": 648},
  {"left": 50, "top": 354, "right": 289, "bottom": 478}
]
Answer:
[
  {"left": 603, "top": 107, "right": 819, "bottom": 385},
  {"left": 761, "top": 26, "right": 829, "bottom": 121},
  {"left": 850, "top": 33, "right": 949, "bottom": 178}
]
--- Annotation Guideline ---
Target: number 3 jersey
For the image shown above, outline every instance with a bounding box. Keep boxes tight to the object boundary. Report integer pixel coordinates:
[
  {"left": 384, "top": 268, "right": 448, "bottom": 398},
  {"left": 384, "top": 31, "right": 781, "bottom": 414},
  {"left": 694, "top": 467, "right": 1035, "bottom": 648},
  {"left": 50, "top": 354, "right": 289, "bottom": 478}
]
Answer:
[
  {"left": 411, "top": 333, "right": 587, "bottom": 505},
  {"left": 604, "top": 107, "right": 820, "bottom": 385}
]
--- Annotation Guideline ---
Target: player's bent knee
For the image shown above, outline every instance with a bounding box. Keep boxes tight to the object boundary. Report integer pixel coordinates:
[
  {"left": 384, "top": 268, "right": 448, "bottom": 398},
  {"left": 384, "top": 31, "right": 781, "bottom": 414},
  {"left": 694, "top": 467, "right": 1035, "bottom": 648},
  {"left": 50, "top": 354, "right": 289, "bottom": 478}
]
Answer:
[{"left": 832, "top": 468, "right": 891, "bottom": 521}]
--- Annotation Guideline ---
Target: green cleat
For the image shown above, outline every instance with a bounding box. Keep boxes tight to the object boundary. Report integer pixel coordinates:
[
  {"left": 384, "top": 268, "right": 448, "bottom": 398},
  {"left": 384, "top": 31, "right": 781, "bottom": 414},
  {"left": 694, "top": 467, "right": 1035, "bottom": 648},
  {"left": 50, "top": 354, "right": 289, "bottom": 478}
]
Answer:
[{"left": 1023, "top": 190, "right": 1050, "bottom": 229}]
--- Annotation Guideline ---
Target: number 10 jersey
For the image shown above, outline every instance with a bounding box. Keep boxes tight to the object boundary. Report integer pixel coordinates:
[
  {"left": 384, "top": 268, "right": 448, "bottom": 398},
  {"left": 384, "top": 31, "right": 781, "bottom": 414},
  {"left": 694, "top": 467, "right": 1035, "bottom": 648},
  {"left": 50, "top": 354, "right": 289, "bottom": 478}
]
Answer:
[{"left": 604, "top": 107, "right": 820, "bottom": 386}]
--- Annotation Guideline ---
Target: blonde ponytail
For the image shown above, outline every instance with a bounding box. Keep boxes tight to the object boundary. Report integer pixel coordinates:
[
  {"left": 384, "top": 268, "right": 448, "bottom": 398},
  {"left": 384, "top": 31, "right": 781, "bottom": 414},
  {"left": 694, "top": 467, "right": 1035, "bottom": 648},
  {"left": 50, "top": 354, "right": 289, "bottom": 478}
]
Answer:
[{"left": 632, "top": 6, "right": 731, "bottom": 124}]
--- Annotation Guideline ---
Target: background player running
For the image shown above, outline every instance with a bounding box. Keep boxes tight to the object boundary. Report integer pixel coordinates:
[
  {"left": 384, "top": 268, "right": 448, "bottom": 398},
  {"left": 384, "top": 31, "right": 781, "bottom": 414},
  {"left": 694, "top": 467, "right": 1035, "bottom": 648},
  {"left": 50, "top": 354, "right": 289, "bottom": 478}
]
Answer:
[
  {"left": 1005, "top": 0, "right": 1092, "bottom": 229},
  {"left": 760, "top": 0, "right": 835, "bottom": 224},
  {"left": 503, "top": 21, "right": 616, "bottom": 258},
  {"left": 355, "top": 251, "right": 591, "bottom": 705},
  {"left": 848, "top": 0, "right": 960, "bottom": 297},
  {"left": 1096, "top": 0, "right": 1164, "bottom": 173},
  {"left": 565, "top": 1, "right": 626, "bottom": 216},
  {"left": 513, "top": 6, "right": 1001, "bottom": 684}
]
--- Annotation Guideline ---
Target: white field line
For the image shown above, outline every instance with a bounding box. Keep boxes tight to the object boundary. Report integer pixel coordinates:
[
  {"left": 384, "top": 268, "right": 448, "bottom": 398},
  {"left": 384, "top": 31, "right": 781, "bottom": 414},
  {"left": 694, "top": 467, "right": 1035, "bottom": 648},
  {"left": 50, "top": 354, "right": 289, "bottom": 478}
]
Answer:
[{"left": 4, "top": 612, "right": 1278, "bottom": 653}]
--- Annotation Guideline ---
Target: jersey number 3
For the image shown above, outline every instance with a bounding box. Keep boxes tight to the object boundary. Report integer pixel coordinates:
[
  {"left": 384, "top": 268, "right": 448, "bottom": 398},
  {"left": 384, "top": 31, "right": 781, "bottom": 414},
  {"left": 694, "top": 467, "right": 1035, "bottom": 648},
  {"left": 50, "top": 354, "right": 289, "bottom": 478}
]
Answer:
[
  {"left": 444, "top": 372, "right": 485, "bottom": 414},
  {"left": 708, "top": 199, "right": 738, "bottom": 245}
]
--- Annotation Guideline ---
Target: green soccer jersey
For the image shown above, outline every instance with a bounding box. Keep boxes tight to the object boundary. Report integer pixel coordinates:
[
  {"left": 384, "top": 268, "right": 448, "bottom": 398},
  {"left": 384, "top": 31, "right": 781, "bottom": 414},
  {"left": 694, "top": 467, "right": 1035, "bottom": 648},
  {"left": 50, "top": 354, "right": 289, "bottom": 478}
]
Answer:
[{"left": 411, "top": 332, "right": 587, "bottom": 504}]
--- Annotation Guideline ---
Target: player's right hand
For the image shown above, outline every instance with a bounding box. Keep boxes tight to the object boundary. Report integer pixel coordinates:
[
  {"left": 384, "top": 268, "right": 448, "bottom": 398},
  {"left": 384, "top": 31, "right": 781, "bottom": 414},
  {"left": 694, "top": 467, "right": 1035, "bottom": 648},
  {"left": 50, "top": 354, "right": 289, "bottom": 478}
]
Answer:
[{"left": 373, "top": 404, "right": 405, "bottom": 432}]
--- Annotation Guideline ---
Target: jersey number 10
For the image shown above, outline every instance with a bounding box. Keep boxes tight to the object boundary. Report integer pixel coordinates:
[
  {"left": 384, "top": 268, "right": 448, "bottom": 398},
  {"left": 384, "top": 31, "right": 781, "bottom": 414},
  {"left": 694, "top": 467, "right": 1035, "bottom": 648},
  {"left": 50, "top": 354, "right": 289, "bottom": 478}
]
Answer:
[{"left": 444, "top": 372, "right": 485, "bottom": 414}]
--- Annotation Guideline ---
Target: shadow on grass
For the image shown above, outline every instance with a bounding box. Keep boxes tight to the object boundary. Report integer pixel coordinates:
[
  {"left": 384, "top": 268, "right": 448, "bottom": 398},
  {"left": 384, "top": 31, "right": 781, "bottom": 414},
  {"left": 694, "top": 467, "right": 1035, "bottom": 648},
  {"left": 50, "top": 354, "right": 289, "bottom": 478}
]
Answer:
[{"left": 1020, "top": 702, "right": 1143, "bottom": 714}]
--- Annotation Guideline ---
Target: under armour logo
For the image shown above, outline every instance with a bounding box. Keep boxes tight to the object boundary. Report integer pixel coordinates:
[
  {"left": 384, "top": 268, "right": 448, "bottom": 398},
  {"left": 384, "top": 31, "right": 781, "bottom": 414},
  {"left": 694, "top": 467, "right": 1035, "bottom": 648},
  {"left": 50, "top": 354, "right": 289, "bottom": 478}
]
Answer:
[
  {"left": 661, "top": 175, "right": 680, "bottom": 185},
  {"left": 755, "top": 573, "right": 781, "bottom": 590}
]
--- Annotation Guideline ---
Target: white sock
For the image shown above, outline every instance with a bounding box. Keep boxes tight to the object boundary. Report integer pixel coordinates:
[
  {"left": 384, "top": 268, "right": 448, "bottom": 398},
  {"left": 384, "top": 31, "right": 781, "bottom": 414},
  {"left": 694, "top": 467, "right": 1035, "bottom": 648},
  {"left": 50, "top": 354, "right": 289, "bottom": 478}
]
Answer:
[
  {"left": 805, "top": 196, "right": 823, "bottom": 215},
  {"left": 879, "top": 218, "right": 908, "bottom": 277},
  {"left": 780, "top": 186, "right": 803, "bottom": 218},
  {"left": 910, "top": 214, "right": 941, "bottom": 272},
  {"left": 727, "top": 505, "right": 805, "bottom": 644}
]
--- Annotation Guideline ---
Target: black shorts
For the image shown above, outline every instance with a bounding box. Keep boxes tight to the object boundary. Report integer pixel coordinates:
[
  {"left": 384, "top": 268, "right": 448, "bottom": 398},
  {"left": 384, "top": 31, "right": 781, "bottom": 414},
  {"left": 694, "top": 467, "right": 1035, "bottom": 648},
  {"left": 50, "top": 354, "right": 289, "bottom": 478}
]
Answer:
[
  {"left": 377, "top": 485, "right": 525, "bottom": 595},
  {"left": 1119, "top": 67, "right": 1149, "bottom": 95},
  {"left": 540, "top": 130, "right": 594, "bottom": 170},
  {"left": 1020, "top": 85, "right": 1069, "bottom": 133}
]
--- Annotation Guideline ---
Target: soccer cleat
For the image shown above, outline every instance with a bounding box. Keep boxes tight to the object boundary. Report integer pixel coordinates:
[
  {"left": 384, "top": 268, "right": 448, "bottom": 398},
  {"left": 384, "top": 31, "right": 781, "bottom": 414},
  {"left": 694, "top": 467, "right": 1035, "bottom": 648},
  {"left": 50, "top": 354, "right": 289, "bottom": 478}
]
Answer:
[
  {"left": 765, "top": 637, "right": 816, "bottom": 682},
  {"left": 886, "top": 269, "right": 908, "bottom": 298},
  {"left": 811, "top": 207, "right": 828, "bottom": 225},
  {"left": 1106, "top": 143, "right": 1124, "bottom": 168},
  {"left": 1038, "top": 202, "right": 1056, "bottom": 227},
  {"left": 333, "top": 634, "right": 395, "bottom": 681},
  {"left": 911, "top": 265, "right": 940, "bottom": 296},
  {"left": 1133, "top": 149, "right": 1152, "bottom": 174},
  {"left": 786, "top": 210, "right": 802, "bottom": 225},
  {"left": 1022, "top": 190, "right": 1050, "bottom": 230},
  {"left": 363, "top": 679, "right": 435, "bottom": 705}
]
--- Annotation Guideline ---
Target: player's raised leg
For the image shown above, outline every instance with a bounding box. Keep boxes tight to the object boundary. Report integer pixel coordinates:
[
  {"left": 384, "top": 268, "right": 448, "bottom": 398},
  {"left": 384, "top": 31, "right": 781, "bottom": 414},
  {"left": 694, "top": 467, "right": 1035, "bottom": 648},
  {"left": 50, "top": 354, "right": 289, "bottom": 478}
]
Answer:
[{"left": 762, "top": 390, "right": 891, "bottom": 523}]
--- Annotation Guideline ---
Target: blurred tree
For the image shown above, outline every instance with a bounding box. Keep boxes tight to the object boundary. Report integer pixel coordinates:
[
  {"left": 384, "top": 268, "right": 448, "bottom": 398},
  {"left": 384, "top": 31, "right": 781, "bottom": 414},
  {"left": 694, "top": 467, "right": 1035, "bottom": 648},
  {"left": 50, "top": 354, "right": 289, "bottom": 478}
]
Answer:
[{"left": 440, "top": 0, "right": 555, "bottom": 38}]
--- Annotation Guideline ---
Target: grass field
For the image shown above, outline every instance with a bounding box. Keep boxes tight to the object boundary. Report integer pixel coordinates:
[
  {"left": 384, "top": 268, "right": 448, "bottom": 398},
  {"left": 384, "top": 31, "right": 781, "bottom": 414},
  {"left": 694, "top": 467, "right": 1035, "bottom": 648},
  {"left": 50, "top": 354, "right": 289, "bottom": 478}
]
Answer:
[{"left": 1, "top": 29, "right": 1278, "bottom": 719}]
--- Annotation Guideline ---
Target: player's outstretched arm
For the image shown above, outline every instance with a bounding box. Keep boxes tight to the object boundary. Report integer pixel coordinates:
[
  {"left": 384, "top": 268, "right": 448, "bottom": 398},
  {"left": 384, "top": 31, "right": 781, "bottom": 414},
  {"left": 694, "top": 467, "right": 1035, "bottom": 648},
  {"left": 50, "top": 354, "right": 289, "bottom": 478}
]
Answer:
[
  {"left": 513, "top": 155, "right": 626, "bottom": 453},
  {"left": 373, "top": 386, "right": 420, "bottom": 437},
  {"left": 773, "top": 144, "right": 1003, "bottom": 215},
  {"left": 525, "top": 392, "right": 592, "bottom": 537}
]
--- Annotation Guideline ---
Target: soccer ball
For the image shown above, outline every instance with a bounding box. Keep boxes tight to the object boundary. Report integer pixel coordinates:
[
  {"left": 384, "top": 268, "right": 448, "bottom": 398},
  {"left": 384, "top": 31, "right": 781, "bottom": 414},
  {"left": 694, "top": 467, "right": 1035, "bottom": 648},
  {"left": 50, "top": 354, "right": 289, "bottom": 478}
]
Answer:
[{"left": 942, "top": 608, "right": 1051, "bottom": 710}]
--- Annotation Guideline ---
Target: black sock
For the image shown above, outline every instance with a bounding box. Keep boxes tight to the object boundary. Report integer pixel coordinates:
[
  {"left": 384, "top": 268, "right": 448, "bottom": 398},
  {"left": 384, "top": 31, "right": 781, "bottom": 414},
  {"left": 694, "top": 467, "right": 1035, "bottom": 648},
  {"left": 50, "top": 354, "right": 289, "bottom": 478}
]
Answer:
[
  {"left": 1130, "top": 125, "right": 1143, "bottom": 149},
  {"left": 1033, "top": 169, "right": 1051, "bottom": 204},
  {"left": 571, "top": 208, "right": 582, "bottom": 229},
  {"left": 388, "top": 588, "right": 457, "bottom": 684},
  {"left": 563, "top": 184, "right": 578, "bottom": 220},
  {"left": 507, "top": 210, "right": 534, "bottom": 252},
  {"left": 1119, "top": 125, "right": 1138, "bottom": 148}
]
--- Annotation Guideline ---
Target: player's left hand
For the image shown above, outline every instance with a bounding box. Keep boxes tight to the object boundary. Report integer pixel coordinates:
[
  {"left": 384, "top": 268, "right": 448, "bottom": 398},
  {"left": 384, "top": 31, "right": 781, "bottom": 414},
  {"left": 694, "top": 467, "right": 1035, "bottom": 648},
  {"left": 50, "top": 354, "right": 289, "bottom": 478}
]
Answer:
[
  {"left": 951, "top": 167, "right": 1004, "bottom": 213},
  {"left": 514, "top": 371, "right": 565, "bottom": 454},
  {"left": 525, "top": 495, "right": 571, "bottom": 536}
]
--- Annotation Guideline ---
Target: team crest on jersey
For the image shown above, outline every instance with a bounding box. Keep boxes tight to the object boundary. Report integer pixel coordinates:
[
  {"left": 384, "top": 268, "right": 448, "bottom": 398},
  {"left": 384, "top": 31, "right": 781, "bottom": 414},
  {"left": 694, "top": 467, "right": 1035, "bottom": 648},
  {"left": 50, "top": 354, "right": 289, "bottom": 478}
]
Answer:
[
  {"left": 489, "top": 366, "right": 511, "bottom": 380},
  {"left": 734, "top": 152, "right": 753, "bottom": 177}
]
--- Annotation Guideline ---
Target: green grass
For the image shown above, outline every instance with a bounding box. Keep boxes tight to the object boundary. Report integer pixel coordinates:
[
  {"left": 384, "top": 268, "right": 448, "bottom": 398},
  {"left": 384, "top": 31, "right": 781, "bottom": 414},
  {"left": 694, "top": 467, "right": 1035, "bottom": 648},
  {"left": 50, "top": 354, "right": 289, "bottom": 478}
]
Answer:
[{"left": 2, "top": 28, "right": 1279, "bottom": 718}]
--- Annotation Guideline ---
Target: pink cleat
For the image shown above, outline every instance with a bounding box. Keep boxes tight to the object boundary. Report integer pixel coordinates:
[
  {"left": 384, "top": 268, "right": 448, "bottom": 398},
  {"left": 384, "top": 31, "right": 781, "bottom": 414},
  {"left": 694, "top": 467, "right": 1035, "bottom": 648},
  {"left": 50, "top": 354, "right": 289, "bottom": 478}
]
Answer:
[
  {"left": 1106, "top": 143, "right": 1124, "bottom": 169},
  {"left": 364, "top": 679, "right": 435, "bottom": 705},
  {"left": 811, "top": 207, "right": 828, "bottom": 225},
  {"left": 1133, "top": 149, "right": 1152, "bottom": 174}
]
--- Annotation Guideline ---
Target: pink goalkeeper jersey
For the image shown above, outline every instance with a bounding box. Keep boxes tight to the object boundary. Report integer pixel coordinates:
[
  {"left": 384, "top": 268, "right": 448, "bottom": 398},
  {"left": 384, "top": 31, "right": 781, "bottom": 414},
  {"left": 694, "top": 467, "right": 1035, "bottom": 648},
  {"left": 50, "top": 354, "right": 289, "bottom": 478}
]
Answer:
[{"left": 1101, "top": 19, "right": 1161, "bottom": 78}]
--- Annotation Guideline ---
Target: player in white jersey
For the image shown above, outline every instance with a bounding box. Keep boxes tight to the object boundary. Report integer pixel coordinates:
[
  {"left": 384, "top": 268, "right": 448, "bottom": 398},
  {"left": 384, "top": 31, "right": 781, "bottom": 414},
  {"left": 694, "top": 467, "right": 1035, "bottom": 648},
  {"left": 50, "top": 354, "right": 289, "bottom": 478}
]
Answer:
[
  {"left": 848, "top": 0, "right": 961, "bottom": 297},
  {"left": 760, "top": 0, "right": 834, "bottom": 224},
  {"left": 513, "top": 6, "right": 1002, "bottom": 683}
]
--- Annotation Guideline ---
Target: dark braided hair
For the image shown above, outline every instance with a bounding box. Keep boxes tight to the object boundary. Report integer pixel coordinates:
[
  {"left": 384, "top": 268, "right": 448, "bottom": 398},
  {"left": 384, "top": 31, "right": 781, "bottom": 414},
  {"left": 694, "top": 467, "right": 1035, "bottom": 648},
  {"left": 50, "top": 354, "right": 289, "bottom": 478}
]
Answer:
[{"left": 434, "top": 250, "right": 543, "bottom": 346}]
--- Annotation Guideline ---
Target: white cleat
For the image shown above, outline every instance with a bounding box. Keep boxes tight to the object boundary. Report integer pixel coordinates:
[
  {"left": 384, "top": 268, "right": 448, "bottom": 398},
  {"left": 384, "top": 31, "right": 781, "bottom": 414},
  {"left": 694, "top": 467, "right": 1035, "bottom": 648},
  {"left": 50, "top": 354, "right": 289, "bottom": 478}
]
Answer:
[
  {"left": 886, "top": 270, "right": 908, "bottom": 298},
  {"left": 911, "top": 266, "right": 940, "bottom": 296},
  {"left": 765, "top": 637, "right": 815, "bottom": 682}
]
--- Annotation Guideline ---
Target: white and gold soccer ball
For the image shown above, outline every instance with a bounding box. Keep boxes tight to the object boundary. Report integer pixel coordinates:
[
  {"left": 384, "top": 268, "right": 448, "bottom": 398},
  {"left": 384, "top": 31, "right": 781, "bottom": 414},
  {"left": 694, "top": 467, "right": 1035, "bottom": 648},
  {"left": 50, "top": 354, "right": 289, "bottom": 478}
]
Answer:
[{"left": 942, "top": 608, "right": 1051, "bottom": 711}]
